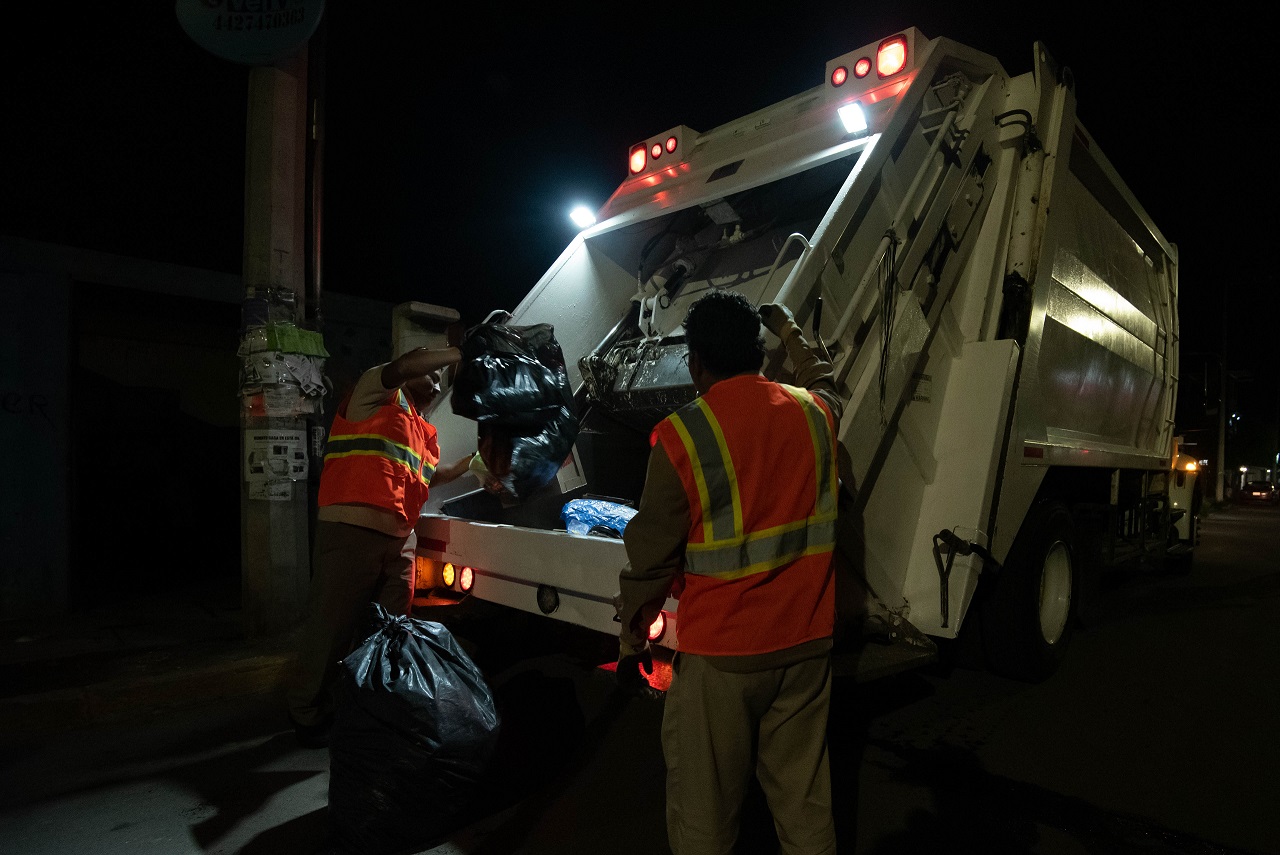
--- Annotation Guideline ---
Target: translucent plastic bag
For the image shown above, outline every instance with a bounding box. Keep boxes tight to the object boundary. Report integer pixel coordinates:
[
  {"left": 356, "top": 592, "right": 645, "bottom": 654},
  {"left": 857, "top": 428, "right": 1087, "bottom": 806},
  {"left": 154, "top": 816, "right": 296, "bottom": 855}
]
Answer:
[
  {"left": 561, "top": 498, "right": 637, "bottom": 536},
  {"left": 328, "top": 605, "right": 500, "bottom": 855}
]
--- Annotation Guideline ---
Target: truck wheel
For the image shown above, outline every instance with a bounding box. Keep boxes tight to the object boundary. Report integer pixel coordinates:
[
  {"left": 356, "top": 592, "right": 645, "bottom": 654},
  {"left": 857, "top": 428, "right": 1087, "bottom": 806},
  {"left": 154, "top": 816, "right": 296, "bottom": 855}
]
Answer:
[{"left": 979, "top": 501, "right": 1076, "bottom": 682}]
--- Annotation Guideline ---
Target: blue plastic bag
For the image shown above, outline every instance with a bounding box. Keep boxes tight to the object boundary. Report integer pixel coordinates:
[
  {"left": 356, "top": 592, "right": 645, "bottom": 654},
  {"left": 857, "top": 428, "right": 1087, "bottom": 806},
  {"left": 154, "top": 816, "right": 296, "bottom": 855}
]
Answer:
[{"left": 561, "top": 498, "right": 637, "bottom": 536}]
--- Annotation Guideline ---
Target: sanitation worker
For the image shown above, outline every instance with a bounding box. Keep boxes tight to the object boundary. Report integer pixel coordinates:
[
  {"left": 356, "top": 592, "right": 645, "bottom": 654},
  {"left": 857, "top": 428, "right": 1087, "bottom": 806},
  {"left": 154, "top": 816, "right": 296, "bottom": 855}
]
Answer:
[
  {"left": 286, "top": 344, "right": 476, "bottom": 748},
  {"left": 615, "top": 289, "right": 844, "bottom": 855}
]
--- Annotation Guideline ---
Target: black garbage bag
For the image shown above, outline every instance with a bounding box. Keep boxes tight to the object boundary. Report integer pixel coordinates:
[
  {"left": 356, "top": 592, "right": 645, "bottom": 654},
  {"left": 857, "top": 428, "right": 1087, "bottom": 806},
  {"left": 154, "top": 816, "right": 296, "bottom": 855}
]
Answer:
[
  {"left": 479, "top": 403, "right": 578, "bottom": 500},
  {"left": 328, "top": 604, "right": 500, "bottom": 855},
  {"left": 451, "top": 322, "right": 574, "bottom": 430},
  {"left": 454, "top": 321, "right": 580, "bottom": 500}
]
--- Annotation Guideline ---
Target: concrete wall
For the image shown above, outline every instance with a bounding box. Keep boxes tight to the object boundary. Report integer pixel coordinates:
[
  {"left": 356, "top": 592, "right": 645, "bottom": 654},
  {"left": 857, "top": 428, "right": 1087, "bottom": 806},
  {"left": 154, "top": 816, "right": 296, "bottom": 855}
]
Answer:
[{"left": 0, "top": 236, "right": 397, "bottom": 620}]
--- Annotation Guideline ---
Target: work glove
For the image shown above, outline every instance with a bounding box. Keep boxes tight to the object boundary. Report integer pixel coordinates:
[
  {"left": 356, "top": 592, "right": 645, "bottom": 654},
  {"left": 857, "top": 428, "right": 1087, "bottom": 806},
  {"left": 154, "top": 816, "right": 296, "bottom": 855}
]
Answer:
[
  {"left": 758, "top": 303, "right": 798, "bottom": 340},
  {"left": 616, "top": 647, "right": 661, "bottom": 699}
]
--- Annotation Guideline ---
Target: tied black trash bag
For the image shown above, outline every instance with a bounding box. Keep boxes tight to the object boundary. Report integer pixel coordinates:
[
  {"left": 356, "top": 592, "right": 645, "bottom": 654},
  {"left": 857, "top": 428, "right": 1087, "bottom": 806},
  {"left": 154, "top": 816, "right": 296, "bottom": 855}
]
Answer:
[
  {"left": 329, "top": 604, "right": 500, "bottom": 855},
  {"left": 453, "top": 321, "right": 579, "bottom": 500},
  {"left": 451, "top": 322, "right": 573, "bottom": 430}
]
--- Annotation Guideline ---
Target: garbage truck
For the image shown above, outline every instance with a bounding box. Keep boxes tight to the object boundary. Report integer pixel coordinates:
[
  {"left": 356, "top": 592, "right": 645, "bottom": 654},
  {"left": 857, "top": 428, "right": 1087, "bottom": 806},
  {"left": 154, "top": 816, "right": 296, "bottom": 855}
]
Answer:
[{"left": 409, "top": 26, "right": 1199, "bottom": 682}]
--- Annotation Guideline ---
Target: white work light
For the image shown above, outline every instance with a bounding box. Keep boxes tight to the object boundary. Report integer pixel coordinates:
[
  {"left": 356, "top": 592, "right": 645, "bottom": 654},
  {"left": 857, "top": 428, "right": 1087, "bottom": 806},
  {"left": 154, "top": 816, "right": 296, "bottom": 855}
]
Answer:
[{"left": 838, "top": 102, "right": 869, "bottom": 135}]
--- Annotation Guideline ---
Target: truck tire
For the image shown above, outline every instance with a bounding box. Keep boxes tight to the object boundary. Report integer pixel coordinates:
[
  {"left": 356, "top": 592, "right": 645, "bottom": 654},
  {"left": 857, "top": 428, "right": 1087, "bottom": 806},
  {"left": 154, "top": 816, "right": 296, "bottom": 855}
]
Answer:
[{"left": 979, "top": 501, "right": 1076, "bottom": 682}]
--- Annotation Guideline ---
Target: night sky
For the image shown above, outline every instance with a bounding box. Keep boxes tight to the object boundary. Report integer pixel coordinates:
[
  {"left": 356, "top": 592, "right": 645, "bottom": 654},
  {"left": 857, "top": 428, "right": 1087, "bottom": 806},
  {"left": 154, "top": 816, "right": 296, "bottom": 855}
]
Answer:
[{"left": 2, "top": 3, "right": 1272, "bottom": 462}]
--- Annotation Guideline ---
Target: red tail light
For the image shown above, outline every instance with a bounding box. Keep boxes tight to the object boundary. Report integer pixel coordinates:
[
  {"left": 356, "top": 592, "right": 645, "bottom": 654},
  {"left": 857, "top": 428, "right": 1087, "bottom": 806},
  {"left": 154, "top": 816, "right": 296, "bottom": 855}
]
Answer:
[
  {"left": 629, "top": 145, "right": 647, "bottom": 175},
  {"left": 647, "top": 611, "right": 666, "bottom": 642},
  {"left": 459, "top": 566, "right": 474, "bottom": 592},
  {"left": 877, "top": 35, "right": 908, "bottom": 77}
]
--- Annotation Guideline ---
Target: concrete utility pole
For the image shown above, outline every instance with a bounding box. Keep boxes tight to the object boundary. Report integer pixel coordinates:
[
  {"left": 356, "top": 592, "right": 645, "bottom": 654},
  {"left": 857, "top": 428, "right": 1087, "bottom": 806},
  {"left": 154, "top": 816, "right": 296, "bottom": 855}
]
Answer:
[
  {"left": 175, "top": 2, "right": 328, "bottom": 639},
  {"left": 240, "top": 52, "right": 311, "bottom": 638}
]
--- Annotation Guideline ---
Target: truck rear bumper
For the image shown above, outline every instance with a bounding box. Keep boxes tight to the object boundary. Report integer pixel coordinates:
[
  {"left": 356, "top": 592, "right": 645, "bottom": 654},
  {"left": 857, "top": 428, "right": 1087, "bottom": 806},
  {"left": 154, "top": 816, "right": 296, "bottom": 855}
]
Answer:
[{"left": 415, "top": 514, "right": 680, "bottom": 647}]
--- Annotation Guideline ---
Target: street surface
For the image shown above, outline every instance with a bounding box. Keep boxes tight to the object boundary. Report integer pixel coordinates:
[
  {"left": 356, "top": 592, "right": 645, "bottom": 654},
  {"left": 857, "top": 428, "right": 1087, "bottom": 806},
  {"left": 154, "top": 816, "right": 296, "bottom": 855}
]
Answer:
[{"left": 1, "top": 501, "right": 1277, "bottom": 854}]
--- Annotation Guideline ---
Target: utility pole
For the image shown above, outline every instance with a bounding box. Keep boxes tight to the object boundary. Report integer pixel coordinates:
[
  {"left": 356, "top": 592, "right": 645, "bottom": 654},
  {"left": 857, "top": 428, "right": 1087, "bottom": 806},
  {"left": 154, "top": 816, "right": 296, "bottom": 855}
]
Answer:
[
  {"left": 240, "top": 52, "right": 312, "bottom": 638},
  {"left": 176, "top": 2, "right": 327, "bottom": 638}
]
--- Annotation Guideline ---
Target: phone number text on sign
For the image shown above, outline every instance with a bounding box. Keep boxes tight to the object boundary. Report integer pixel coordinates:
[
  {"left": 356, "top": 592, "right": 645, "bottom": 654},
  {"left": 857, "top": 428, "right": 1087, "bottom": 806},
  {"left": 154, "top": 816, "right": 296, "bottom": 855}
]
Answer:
[{"left": 215, "top": 8, "right": 308, "bottom": 32}]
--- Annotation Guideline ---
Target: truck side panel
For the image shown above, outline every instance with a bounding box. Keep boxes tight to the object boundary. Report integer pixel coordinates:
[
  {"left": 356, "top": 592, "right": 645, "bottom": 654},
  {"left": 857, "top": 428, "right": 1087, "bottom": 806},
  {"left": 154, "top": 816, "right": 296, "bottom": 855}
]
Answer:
[{"left": 992, "top": 116, "right": 1179, "bottom": 565}]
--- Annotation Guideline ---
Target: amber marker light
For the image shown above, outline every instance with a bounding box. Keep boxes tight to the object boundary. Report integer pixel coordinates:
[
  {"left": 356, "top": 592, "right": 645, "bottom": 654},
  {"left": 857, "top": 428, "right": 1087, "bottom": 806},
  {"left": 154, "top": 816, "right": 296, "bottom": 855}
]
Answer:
[
  {"left": 414, "top": 554, "right": 434, "bottom": 588},
  {"left": 441, "top": 562, "right": 456, "bottom": 587}
]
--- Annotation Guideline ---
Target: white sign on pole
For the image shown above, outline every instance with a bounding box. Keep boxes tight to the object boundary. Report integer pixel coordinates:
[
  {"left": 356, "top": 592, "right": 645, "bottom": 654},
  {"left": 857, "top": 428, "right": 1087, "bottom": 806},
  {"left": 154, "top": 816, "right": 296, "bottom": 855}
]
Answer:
[{"left": 175, "top": 0, "right": 325, "bottom": 66}]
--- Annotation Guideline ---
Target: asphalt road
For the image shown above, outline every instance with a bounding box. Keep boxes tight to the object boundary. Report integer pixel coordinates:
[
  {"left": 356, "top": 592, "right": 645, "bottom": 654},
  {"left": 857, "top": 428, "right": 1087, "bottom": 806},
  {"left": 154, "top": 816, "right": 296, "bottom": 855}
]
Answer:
[{"left": 0, "top": 501, "right": 1276, "bottom": 854}]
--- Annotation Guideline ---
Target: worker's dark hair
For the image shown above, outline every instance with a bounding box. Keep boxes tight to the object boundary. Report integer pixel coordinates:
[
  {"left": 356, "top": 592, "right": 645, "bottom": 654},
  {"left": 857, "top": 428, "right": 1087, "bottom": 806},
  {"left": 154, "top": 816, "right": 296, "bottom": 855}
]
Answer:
[{"left": 683, "top": 289, "right": 764, "bottom": 377}]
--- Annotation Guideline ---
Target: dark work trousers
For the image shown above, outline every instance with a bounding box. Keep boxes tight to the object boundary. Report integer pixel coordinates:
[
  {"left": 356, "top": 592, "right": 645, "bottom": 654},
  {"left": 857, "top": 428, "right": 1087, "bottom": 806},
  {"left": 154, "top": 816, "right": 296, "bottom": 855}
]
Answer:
[
  {"left": 286, "top": 520, "right": 416, "bottom": 728},
  {"left": 662, "top": 651, "right": 837, "bottom": 855}
]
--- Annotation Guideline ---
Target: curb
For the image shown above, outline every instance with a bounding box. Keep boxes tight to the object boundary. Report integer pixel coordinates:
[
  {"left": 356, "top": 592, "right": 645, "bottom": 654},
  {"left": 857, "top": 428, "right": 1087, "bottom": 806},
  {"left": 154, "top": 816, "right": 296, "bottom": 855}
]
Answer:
[{"left": 0, "top": 647, "right": 293, "bottom": 735}]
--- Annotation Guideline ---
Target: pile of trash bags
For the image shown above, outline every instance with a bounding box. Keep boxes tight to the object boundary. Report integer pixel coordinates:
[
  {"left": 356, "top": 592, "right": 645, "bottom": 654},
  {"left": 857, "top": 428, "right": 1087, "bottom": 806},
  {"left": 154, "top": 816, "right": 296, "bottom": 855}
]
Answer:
[{"left": 451, "top": 321, "right": 579, "bottom": 500}]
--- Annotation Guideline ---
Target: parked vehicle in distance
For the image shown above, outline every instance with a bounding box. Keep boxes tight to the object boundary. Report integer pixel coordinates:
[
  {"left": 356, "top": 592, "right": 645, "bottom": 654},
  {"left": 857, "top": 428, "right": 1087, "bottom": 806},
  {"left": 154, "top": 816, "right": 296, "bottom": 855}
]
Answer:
[{"left": 1239, "top": 481, "right": 1278, "bottom": 504}]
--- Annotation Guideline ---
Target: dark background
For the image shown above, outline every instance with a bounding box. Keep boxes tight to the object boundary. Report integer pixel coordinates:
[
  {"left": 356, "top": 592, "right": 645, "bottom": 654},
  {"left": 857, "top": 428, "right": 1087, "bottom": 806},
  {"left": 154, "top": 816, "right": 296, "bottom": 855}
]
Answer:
[{"left": 2, "top": 3, "right": 1273, "bottom": 468}]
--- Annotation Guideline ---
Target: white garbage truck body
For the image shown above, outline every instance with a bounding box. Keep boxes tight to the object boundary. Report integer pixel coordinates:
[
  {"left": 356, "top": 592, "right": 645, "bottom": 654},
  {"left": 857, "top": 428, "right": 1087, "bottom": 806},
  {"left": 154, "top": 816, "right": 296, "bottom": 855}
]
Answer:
[{"left": 412, "top": 27, "right": 1198, "bottom": 682}]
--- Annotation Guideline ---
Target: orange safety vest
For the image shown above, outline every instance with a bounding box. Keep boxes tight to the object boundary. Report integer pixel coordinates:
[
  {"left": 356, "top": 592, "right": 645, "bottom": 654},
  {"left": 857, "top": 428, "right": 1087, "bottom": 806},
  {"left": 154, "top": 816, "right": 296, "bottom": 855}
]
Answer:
[
  {"left": 653, "top": 373, "right": 838, "bottom": 656},
  {"left": 317, "top": 388, "right": 440, "bottom": 526}
]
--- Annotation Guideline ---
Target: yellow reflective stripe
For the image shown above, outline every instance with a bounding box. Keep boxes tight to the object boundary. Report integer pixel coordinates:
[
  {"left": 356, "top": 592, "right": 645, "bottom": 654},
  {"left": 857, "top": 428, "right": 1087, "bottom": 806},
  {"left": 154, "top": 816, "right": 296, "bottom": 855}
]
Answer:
[
  {"left": 326, "top": 433, "right": 431, "bottom": 486},
  {"left": 685, "top": 512, "right": 837, "bottom": 579},
  {"left": 781, "top": 385, "right": 837, "bottom": 516},
  {"left": 669, "top": 399, "right": 742, "bottom": 542}
]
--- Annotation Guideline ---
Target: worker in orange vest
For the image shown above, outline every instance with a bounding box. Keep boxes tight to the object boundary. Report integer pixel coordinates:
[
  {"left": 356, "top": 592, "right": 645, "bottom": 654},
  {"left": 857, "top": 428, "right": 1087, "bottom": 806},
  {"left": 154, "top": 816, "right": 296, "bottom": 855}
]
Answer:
[
  {"left": 287, "top": 344, "right": 476, "bottom": 748},
  {"left": 616, "top": 290, "right": 843, "bottom": 854}
]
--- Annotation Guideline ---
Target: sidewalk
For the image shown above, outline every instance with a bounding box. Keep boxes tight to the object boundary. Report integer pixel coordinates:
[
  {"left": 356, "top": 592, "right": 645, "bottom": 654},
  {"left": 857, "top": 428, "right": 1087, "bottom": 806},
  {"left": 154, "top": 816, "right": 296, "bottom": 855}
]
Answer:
[{"left": 0, "top": 577, "right": 294, "bottom": 736}]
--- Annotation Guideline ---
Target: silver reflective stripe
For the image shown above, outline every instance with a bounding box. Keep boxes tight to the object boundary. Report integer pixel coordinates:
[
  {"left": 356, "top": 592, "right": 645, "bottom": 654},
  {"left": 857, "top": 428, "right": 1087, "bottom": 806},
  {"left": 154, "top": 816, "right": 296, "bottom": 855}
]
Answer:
[
  {"left": 669, "top": 400, "right": 739, "bottom": 542},
  {"left": 685, "top": 514, "right": 837, "bottom": 579}
]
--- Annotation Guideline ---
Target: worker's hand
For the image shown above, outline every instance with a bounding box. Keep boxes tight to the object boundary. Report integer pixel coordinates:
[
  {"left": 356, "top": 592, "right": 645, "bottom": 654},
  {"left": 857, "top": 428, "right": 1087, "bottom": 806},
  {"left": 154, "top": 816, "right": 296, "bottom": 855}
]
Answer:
[
  {"left": 616, "top": 648, "right": 661, "bottom": 699},
  {"left": 758, "top": 303, "right": 797, "bottom": 339}
]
